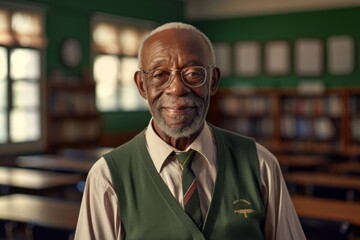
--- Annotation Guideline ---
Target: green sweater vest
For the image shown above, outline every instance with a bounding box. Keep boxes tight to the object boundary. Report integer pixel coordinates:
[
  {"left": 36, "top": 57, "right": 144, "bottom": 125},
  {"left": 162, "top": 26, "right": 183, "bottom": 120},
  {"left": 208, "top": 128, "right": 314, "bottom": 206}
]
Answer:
[{"left": 104, "top": 126, "right": 265, "bottom": 240}]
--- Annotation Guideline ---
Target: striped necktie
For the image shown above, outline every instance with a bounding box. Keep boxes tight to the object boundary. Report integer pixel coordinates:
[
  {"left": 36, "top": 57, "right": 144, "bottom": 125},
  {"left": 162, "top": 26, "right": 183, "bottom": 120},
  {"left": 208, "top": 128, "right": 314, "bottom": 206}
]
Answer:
[{"left": 172, "top": 150, "right": 203, "bottom": 228}]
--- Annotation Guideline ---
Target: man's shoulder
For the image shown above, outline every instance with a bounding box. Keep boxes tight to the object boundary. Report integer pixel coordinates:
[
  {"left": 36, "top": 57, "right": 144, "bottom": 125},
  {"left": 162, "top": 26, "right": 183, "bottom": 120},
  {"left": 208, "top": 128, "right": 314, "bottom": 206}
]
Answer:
[
  {"left": 87, "top": 157, "right": 113, "bottom": 185},
  {"left": 255, "top": 142, "right": 280, "bottom": 167}
]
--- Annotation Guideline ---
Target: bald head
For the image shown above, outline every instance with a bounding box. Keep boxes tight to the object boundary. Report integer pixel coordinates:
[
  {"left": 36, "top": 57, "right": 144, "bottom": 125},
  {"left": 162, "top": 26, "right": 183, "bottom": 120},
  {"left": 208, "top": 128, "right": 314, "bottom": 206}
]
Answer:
[{"left": 138, "top": 22, "right": 216, "bottom": 69}]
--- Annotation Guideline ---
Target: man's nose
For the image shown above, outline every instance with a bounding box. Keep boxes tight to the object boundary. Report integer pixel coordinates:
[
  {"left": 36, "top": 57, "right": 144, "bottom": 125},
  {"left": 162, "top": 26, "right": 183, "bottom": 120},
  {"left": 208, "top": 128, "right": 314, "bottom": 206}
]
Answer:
[{"left": 166, "top": 71, "right": 190, "bottom": 95}]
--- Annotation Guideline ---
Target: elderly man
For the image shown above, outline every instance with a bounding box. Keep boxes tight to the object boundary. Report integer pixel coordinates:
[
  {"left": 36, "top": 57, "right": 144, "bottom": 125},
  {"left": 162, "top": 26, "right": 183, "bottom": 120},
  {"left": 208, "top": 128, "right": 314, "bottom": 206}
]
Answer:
[{"left": 74, "top": 22, "right": 305, "bottom": 240}]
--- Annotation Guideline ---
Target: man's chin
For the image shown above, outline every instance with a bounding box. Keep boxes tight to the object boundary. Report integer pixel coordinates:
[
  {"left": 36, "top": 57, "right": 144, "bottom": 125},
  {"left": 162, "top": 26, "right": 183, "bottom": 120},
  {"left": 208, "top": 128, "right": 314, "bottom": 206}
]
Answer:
[
  {"left": 161, "top": 120, "right": 201, "bottom": 139},
  {"left": 152, "top": 110, "right": 204, "bottom": 138}
]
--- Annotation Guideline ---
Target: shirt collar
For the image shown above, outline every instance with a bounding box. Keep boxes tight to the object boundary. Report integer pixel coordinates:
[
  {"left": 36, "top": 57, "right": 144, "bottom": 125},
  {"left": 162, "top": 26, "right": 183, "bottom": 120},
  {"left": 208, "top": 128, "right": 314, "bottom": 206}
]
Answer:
[{"left": 145, "top": 119, "right": 216, "bottom": 173}]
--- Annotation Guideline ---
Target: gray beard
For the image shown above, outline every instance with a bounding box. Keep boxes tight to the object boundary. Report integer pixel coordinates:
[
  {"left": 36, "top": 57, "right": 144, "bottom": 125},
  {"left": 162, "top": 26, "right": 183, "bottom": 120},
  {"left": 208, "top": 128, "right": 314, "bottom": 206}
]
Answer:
[{"left": 151, "top": 95, "right": 209, "bottom": 139}]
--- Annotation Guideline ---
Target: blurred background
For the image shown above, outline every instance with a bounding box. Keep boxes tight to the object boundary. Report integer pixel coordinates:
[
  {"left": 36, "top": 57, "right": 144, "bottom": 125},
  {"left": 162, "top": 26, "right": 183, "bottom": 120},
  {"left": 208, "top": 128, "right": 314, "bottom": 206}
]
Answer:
[{"left": 0, "top": 0, "right": 360, "bottom": 239}]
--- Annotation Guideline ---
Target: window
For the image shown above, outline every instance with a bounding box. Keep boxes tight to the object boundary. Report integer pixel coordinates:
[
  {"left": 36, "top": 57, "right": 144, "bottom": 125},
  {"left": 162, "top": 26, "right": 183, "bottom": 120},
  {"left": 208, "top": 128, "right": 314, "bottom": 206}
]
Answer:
[
  {"left": 0, "top": 5, "right": 45, "bottom": 154},
  {"left": 92, "top": 14, "right": 155, "bottom": 111}
]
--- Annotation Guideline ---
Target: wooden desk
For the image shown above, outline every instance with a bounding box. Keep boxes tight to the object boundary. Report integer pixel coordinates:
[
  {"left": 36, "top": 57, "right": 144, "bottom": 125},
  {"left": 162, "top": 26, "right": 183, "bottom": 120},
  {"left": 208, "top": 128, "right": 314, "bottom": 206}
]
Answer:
[
  {"left": 276, "top": 154, "right": 328, "bottom": 168},
  {"left": 285, "top": 172, "right": 360, "bottom": 191},
  {"left": 328, "top": 162, "right": 360, "bottom": 175},
  {"left": 16, "top": 155, "right": 94, "bottom": 174},
  {"left": 0, "top": 166, "right": 83, "bottom": 190},
  {"left": 292, "top": 195, "right": 360, "bottom": 226},
  {"left": 58, "top": 147, "right": 113, "bottom": 160},
  {"left": 0, "top": 194, "right": 79, "bottom": 229}
]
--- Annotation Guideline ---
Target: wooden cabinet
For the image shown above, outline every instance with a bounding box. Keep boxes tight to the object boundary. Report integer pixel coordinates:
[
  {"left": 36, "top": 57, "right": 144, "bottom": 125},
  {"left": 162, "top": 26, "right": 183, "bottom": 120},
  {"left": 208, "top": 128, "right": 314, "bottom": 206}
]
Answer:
[
  {"left": 208, "top": 88, "right": 360, "bottom": 156},
  {"left": 47, "top": 78, "right": 101, "bottom": 152}
]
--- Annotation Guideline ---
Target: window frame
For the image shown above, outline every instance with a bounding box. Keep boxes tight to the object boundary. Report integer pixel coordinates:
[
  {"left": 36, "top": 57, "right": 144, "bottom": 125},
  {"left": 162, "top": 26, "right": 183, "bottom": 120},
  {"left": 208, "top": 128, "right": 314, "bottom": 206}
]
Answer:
[
  {"left": 0, "top": 3, "right": 46, "bottom": 155},
  {"left": 91, "top": 13, "right": 156, "bottom": 113}
]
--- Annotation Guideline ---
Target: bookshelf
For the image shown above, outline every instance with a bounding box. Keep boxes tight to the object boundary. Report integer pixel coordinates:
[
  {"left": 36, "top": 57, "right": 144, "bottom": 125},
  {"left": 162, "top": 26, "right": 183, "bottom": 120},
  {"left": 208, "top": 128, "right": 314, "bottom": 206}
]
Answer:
[
  {"left": 47, "top": 75, "right": 101, "bottom": 152},
  {"left": 209, "top": 88, "right": 278, "bottom": 148},
  {"left": 209, "top": 88, "right": 359, "bottom": 156},
  {"left": 277, "top": 89, "right": 345, "bottom": 154}
]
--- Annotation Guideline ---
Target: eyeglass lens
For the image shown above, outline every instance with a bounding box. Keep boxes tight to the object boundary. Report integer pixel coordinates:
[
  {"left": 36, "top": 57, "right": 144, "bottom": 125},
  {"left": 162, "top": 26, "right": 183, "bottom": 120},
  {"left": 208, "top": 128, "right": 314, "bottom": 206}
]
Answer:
[{"left": 147, "top": 66, "right": 207, "bottom": 88}]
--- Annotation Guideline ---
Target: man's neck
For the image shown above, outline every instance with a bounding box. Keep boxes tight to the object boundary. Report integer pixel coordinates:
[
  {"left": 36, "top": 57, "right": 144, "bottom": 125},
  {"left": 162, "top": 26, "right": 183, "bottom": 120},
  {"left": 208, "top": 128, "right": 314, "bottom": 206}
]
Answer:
[{"left": 152, "top": 120, "right": 204, "bottom": 151}]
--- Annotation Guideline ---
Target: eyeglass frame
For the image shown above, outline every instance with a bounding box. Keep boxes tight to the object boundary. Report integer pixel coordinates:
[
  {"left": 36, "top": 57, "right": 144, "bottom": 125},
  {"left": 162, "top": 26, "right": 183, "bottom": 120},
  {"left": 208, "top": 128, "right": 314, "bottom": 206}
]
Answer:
[{"left": 139, "top": 65, "right": 214, "bottom": 89}]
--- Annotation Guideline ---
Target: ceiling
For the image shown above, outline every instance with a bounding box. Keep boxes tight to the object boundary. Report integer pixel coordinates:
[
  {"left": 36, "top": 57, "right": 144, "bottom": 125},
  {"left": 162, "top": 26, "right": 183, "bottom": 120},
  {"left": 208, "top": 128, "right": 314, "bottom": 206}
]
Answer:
[{"left": 185, "top": 0, "right": 360, "bottom": 19}]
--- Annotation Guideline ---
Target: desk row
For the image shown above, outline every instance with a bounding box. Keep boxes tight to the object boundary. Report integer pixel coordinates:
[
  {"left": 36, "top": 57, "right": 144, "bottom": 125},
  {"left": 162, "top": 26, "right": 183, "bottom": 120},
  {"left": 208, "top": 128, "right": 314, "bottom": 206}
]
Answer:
[{"left": 1, "top": 194, "right": 360, "bottom": 240}]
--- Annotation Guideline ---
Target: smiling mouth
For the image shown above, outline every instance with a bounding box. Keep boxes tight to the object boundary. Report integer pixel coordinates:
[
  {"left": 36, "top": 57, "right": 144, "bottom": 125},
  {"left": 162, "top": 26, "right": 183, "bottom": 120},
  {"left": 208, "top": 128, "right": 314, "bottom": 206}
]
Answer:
[{"left": 163, "top": 106, "right": 196, "bottom": 116}]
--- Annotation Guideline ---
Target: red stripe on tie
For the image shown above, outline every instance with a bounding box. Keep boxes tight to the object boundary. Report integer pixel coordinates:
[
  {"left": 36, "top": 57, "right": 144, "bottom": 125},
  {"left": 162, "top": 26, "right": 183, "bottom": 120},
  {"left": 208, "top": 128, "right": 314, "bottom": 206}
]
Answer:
[{"left": 184, "top": 180, "right": 197, "bottom": 205}]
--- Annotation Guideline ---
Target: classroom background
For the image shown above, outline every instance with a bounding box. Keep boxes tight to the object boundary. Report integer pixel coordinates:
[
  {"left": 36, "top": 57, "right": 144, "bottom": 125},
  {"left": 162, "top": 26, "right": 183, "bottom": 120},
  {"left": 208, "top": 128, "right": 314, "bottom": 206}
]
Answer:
[{"left": 0, "top": 0, "right": 360, "bottom": 239}]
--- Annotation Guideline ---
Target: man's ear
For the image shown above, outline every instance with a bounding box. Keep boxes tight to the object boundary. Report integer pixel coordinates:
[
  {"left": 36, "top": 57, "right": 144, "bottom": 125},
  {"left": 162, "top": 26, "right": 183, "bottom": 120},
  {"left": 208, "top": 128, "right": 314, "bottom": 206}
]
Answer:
[
  {"left": 134, "top": 71, "right": 148, "bottom": 99},
  {"left": 210, "top": 67, "right": 220, "bottom": 96}
]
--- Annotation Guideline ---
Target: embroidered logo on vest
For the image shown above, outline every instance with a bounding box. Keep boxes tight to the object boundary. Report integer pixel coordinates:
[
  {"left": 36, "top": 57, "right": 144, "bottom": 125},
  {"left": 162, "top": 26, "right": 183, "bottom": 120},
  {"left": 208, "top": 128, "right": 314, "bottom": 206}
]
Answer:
[{"left": 233, "top": 199, "right": 254, "bottom": 218}]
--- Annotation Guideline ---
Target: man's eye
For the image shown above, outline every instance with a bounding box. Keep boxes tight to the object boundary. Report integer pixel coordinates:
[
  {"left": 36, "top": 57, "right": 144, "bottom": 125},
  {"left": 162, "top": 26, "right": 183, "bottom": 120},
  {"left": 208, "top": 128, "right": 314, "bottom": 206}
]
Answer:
[
  {"left": 187, "top": 71, "right": 202, "bottom": 78},
  {"left": 183, "top": 69, "right": 203, "bottom": 80},
  {"left": 153, "top": 70, "right": 171, "bottom": 80}
]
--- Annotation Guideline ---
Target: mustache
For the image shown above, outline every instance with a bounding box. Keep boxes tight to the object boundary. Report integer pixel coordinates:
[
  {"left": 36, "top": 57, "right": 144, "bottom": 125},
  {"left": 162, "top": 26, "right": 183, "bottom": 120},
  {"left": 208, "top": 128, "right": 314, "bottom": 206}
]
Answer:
[{"left": 157, "top": 95, "right": 202, "bottom": 107}]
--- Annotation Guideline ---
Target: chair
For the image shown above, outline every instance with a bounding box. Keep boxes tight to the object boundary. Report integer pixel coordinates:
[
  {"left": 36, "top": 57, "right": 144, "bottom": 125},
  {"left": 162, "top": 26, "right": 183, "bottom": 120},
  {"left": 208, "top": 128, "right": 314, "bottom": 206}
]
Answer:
[
  {"left": 25, "top": 224, "right": 74, "bottom": 240},
  {"left": 300, "top": 217, "right": 351, "bottom": 240}
]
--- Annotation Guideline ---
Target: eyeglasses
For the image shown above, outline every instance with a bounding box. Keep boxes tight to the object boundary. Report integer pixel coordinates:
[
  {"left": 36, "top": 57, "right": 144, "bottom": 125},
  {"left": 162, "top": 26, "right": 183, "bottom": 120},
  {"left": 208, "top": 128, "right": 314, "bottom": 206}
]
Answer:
[{"left": 140, "top": 66, "right": 213, "bottom": 89}]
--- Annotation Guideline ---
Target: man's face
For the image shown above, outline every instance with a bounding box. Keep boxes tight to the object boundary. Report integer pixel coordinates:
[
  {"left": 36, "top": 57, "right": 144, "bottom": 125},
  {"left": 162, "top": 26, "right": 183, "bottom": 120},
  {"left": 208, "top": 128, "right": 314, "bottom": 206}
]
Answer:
[{"left": 135, "top": 28, "right": 219, "bottom": 140}]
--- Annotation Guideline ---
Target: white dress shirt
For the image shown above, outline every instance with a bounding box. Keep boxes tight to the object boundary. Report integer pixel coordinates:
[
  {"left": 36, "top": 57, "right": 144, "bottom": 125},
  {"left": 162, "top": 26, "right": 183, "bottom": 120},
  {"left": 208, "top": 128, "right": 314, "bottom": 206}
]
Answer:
[{"left": 74, "top": 121, "right": 306, "bottom": 240}]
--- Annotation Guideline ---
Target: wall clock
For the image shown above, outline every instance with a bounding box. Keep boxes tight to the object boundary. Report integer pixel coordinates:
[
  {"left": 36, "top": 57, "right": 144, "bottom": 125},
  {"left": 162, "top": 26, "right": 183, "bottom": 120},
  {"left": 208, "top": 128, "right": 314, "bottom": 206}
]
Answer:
[{"left": 60, "top": 38, "right": 82, "bottom": 68}]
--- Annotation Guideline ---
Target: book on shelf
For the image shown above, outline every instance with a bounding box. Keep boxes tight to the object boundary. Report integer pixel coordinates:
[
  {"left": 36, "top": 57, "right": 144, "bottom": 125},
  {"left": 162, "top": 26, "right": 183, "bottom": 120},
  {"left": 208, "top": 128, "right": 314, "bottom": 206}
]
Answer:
[
  {"left": 50, "top": 91, "right": 97, "bottom": 116},
  {"left": 280, "top": 116, "right": 336, "bottom": 141},
  {"left": 220, "top": 96, "right": 270, "bottom": 116},
  {"left": 56, "top": 120, "right": 100, "bottom": 144},
  {"left": 349, "top": 95, "right": 360, "bottom": 115},
  {"left": 282, "top": 95, "right": 342, "bottom": 117},
  {"left": 351, "top": 118, "right": 360, "bottom": 141}
]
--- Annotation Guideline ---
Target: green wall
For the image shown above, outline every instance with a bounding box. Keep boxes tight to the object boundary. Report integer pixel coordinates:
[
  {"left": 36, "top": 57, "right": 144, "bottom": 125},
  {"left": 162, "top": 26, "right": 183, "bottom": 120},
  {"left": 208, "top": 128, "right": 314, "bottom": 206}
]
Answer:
[
  {"left": 4, "top": 1, "right": 360, "bottom": 134},
  {"left": 191, "top": 6, "right": 360, "bottom": 88},
  {"left": 102, "top": 111, "right": 152, "bottom": 132},
  {"left": 7, "top": 0, "right": 183, "bottom": 75},
  {"left": 40, "top": 0, "right": 183, "bottom": 133},
  {"left": 1, "top": 0, "right": 184, "bottom": 133}
]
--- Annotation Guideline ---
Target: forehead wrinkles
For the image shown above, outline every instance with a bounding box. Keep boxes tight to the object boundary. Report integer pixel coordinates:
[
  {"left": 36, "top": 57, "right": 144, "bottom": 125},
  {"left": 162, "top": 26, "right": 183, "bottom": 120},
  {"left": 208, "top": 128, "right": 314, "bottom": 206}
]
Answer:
[
  {"left": 143, "top": 40, "right": 176, "bottom": 69},
  {"left": 141, "top": 29, "right": 209, "bottom": 69}
]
